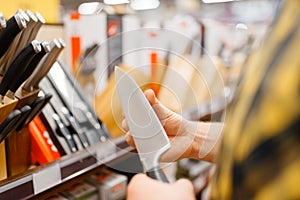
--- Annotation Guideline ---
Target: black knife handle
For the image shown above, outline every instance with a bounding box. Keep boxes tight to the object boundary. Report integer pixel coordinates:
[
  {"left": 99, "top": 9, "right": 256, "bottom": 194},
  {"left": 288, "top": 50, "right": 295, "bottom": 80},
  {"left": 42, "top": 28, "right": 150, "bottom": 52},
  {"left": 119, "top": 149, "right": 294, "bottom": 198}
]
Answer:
[
  {"left": 11, "top": 105, "right": 31, "bottom": 133},
  {"left": 146, "top": 166, "right": 169, "bottom": 183},
  {"left": 0, "top": 40, "right": 41, "bottom": 97},
  {"left": 53, "top": 114, "right": 77, "bottom": 153},
  {"left": 0, "top": 13, "right": 26, "bottom": 58},
  {"left": 0, "top": 109, "right": 22, "bottom": 143},
  {"left": 24, "top": 93, "right": 52, "bottom": 125},
  {"left": 16, "top": 96, "right": 44, "bottom": 131},
  {"left": 9, "top": 41, "right": 50, "bottom": 93}
]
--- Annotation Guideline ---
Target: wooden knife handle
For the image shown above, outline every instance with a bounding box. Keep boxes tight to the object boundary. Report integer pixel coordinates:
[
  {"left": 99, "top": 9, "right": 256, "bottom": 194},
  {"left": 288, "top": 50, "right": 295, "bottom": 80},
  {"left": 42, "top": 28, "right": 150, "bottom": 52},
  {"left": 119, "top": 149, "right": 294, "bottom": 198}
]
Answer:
[
  {"left": 0, "top": 14, "right": 26, "bottom": 58},
  {"left": 0, "top": 40, "right": 41, "bottom": 97}
]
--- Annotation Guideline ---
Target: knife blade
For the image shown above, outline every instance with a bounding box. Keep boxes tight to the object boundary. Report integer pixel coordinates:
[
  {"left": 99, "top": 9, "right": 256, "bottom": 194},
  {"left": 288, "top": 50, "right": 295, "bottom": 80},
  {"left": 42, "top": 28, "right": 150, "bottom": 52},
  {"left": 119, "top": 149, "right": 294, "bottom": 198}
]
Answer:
[
  {"left": 0, "top": 110, "right": 22, "bottom": 143},
  {"left": 0, "top": 40, "right": 41, "bottom": 103},
  {"left": 41, "top": 77, "right": 88, "bottom": 149},
  {"left": 0, "top": 13, "right": 6, "bottom": 30},
  {"left": 22, "top": 39, "right": 63, "bottom": 92},
  {"left": 0, "top": 13, "right": 27, "bottom": 59},
  {"left": 8, "top": 41, "right": 50, "bottom": 96},
  {"left": 115, "top": 67, "right": 170, "bottom": 182}
]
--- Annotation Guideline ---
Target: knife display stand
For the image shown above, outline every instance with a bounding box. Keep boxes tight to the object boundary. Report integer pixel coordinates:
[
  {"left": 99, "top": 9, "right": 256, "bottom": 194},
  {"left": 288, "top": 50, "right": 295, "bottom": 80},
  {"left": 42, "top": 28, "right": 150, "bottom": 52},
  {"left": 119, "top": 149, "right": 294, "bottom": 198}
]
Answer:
[
  {"left": 5, "top": 88, "right": 40, "bottom": 177},
  {"left": 0, "top": 96, "right": 18, "bottom": 180}
]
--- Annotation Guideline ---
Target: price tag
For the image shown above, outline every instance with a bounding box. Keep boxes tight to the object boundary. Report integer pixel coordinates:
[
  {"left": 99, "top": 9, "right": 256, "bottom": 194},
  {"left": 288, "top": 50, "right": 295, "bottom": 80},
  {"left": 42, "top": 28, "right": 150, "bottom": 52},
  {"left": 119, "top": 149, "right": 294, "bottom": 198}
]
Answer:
[
  {"left": 96, "top": 142, "right": 116, "bottom": 164},
  {"left": 33, "top": 163, "right": 61, "bottom": 194}
]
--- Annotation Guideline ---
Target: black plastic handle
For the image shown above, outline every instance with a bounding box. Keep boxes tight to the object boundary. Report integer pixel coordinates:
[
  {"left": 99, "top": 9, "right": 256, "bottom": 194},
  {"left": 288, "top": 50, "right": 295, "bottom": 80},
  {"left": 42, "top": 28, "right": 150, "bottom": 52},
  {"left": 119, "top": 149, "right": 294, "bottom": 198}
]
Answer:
[
  {"left": 15, "top": 96, "right": 44, "bottom": 131},
  {"left": 146, "top": 166, "right": 169, "bottom": 183},
  {"left": 10, "top": 42, "right": 49, "bottom": 93},
  {"left": 10, "top": 105, "right": 31, "bottom": 133},
  {"left": 0, "top": 109, "right": 22, "bottom": 143},
  {"left": 53, "top": 114, "right": 78, "bottom": 153},
  {"left": 0, "top": 41, "right": 40, "bottom": 97},
  {"left": 24, "top": 93, "right": 52, "bottom": 125},
  {"left": 0, "top": 14, "right": 25, "bottom": 58},
  {"left": 62, "top": 107, "right": 90, "bottom": 148}
]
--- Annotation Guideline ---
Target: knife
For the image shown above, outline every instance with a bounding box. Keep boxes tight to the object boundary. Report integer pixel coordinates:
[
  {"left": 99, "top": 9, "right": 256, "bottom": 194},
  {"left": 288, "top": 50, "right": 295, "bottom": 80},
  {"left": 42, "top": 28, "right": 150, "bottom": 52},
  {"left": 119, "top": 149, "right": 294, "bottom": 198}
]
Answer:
[
  {"left": 7, "top": 41, "right": 50, "bottom": 98},
  {"left": 61, "top": 107, "right": 90, "bottom": 148},
  {"left": 0, "top": 10, "right": 28, "bottom": 68},
  {"left": 42, "top": 77, "right": 87, "bottom": 149},
  {"left": 27, "top": 12, "right": 45, "bottom": 43},
  {"left": 0, "top": 110, "right": 22, "bottom": 143},
  {"left": 22, "top": 39, "right": 63, "bottom": 92},
  {"left": 115, "top": 67, "right": 171, "bottom": 182},
  {"left": 0, "top": 13, "right": 27, "bottom": 59},
  {"left": 0, "top": 40, "right": 41, "bottom": 103},
  {"left": 14, "top": 94, "right": 48, "bottom": 132},
  {"left": 11, "top": 10, "right": 38, "bottom": 56},
  {"left": 6, "top": 105, "right": 32, "bottom": 135},
  {"left": 25, "top": 93, "right": 52, "bottom": 126},
  {"left": 2, "top": 10, "right": 39, "bottom": 71},
  {"left": 0, "top": 13, "right": 6, "bottom": 30},
  {"left": 52, "top": 113, "right": 78, "bottom": 153}
]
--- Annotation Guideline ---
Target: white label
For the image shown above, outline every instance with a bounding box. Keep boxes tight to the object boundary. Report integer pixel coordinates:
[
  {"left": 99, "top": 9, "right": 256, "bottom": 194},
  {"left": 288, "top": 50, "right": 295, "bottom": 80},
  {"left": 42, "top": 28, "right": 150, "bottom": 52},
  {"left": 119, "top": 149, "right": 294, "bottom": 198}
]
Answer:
[{"left": 33, "top": 163, "right": 61, "bottom": 194}]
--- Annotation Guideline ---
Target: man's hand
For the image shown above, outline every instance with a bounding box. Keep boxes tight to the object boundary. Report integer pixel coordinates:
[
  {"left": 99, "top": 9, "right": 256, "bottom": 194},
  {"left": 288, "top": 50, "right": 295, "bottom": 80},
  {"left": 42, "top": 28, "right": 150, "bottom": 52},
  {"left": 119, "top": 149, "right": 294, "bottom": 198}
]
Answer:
[
  {"left": 122, "top": 89, "right": 199, "bottom": 162},
  {"left": 127, "top": 174, "right": 195, "bottom": 200},
  {"left": 122, "top": 89, "right": 224, "bottom": 162}
]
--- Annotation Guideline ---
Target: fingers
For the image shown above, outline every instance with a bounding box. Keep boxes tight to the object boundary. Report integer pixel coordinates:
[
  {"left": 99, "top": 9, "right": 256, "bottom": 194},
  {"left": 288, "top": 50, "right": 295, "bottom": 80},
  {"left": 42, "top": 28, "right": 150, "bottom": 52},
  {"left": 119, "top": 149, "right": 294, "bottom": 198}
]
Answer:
[
  {"left": 144, "top": 89, "right": 171, "bottom": 121},
  {"left": 144, "top": 89, "right": 158, "bottom": 106},
  {"left": 125, "top": 131, "right": 136, "bottom": 148},
  {"left": 174, "top": 179, "right": 195, "bottom": 198},
  {"left": 122, "top": 119, "right": 129, "bottom": 131},
  {"left": 127, "top": 174, "right": 195, "bottom": 200}
]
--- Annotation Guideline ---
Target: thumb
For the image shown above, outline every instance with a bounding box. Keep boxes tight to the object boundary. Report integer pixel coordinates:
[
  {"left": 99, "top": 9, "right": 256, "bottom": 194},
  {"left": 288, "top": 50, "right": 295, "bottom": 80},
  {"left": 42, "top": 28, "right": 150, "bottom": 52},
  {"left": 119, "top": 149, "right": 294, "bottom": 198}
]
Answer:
[
  {"left": 173, "top": 179, "right": 195, "bottom": 197},
  {"left": 144, "top": 89, "right": 158, "bottom": 106},
  {"left": 144, "top": 89, "right": 173, "bottom": 121}
]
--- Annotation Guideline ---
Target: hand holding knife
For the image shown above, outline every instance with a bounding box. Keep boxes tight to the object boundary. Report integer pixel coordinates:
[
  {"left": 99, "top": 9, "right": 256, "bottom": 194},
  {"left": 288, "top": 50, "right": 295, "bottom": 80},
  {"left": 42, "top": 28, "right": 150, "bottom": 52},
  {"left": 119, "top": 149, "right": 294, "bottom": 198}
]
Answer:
[
  {"left": 0, "top": 40, "right": 41, "bottom": 103},
  {"left": 115, "top": 67, "right": 170, "bottom": 182}
]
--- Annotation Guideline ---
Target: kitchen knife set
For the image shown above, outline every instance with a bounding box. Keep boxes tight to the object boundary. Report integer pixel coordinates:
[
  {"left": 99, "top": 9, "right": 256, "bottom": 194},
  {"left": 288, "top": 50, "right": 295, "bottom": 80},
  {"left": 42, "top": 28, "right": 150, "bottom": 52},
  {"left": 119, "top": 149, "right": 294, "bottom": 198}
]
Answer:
[
  {"left": 0, "top": 93, "right": 52, "bottom": 143},
  {"left": 0, "top": 9, "right": 68, "bottom": 178},
  {"left": 39, "top": 62, "right": 110, "bottom": 155},
  {"left": 0, "top": 9, "right": 62, "bottom": 102}
]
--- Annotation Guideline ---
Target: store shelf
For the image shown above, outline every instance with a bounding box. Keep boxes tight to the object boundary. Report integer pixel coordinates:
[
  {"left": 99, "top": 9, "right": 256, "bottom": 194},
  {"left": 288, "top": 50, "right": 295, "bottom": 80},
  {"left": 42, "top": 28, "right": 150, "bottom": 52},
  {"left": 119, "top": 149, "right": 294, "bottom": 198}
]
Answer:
[{"left": 0, "top": 136, "right": 133, "bottom": 199}]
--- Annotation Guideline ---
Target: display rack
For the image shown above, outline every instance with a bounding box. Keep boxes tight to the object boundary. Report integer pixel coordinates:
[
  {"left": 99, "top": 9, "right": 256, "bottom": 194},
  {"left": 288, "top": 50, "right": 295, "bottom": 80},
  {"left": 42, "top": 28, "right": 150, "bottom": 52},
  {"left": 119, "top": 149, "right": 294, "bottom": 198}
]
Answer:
[{"left": 0, "top": 136, "right": 133, "bottom": 199}]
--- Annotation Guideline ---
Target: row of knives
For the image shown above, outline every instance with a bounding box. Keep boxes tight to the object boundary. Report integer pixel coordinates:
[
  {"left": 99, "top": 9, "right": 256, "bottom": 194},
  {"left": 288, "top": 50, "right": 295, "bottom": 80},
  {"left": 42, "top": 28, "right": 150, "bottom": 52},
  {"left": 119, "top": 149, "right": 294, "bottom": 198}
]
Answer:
[
  {"left": 39, "top": 63, "right": 110, "bottom": 155},
  {"left": 0, "top": 9, "right": 110, "bottom": 162},
  {"left": 0, "top": 11, "right": 66, "bottom": 103}
]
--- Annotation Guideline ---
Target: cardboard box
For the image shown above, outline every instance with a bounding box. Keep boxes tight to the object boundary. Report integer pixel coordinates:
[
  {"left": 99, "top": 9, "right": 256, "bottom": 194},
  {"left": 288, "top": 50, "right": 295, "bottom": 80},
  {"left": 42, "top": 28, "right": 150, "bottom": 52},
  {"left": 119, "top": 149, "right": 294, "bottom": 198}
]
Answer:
[
  {"left": 86, "top": 169, "right": 127, "bottom": 200},
  {"left": 59, "top": 181, "right": 98, "bottom": 200}
]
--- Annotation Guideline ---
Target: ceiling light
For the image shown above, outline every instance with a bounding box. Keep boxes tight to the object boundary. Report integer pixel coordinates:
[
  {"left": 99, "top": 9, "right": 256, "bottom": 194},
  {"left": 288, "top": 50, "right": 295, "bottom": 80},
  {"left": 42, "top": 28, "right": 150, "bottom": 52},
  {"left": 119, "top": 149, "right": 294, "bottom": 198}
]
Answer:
[
  {"left": 130, "top": 0, "right": 160, "bottom": 10},
  {"left": 202, "top": 0, "right": 236, "bottom": 3},
  {"left": 78, "top": 2, "right": 103, "bottom": 15},
  {"left": 104, "top": 0, "right": 129, "bottom": 5}
]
